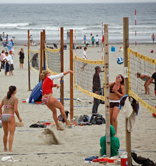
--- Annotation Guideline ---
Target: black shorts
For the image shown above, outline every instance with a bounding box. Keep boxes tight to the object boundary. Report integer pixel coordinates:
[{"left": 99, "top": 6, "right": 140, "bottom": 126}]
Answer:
[
  {"left": 110, "top": 101, "right": 120, "bottom": 109},
  {"left": 10, "top": 64, "right": 14, "bottom": 71}
]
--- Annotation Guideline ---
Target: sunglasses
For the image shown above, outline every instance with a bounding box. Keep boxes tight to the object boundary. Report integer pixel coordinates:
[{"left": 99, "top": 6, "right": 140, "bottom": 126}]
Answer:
[{"left": 116, "top": 76, "right": 121, "bottom": 79}]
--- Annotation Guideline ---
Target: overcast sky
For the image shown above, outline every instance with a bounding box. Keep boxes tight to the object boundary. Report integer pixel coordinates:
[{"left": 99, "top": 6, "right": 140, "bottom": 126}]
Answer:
[{"left": 0, "top": 0, "right": 155, "bottom": 3}]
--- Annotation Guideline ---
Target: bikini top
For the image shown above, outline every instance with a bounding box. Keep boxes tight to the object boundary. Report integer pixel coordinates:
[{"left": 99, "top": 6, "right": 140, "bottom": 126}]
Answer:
[
  {"left": 4, "top": 105, "right": 14, "bottom": 109},
  {"left": 110, "top": 82, "right": 122, "bottom": 94}
]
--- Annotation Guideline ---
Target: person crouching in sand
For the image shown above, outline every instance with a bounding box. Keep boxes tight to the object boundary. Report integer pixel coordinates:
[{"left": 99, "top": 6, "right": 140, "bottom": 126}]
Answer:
[
  {"left": 42, "top": 70, "right": 73, "bottom": 131},
  {"left": 0, "top": 86, "right": 22, "bottom": 152}
]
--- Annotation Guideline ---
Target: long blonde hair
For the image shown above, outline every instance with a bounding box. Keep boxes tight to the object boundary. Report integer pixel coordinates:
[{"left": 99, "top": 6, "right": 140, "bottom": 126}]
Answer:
[{"left": 42, "top": 70, "right": 49, "bottom": 79}]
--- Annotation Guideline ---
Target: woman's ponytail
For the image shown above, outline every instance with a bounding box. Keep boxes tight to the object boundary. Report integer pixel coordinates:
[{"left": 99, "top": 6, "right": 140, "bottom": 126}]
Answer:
[{"left": 7, "top": 86, "right": 16, "bottom": 99}]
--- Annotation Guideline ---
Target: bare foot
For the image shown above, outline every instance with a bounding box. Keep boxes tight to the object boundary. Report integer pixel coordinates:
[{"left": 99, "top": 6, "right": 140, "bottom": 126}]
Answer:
[
  {"left": 66, "top": 121, "right": 73, "bottom": 126},
  {"left": 57, "top": 126, "right": 64, "bottom": 131},
  {"left": 4, "top": 148, "right": 7, "bottom": 152},
  {"left": 9, "top": 150, "right": 13, "bottom": 152}
]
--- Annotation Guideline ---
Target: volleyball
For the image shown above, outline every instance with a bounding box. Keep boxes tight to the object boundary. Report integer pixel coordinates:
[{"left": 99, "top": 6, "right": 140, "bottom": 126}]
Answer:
[{"left": 117, "top": 57, "right": 124, "bottom": 64}]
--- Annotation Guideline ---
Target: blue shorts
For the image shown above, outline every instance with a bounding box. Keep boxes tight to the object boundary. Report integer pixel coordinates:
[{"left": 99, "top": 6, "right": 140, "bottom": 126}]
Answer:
[{"left": 4, "top": 63, "right": 10, "bottom": 72}]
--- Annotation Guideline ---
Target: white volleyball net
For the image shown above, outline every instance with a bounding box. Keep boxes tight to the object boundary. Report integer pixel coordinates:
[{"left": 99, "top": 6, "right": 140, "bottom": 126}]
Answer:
[
  {"left": 29, "top": 49, "right": 40, "bottom": 72},
  {"left": 45, "top": 47, "right": 61, "bottom": 75},
  {"left": 128, "top": 48, "right": 156, "bottom": 114},
  {"left": 74, "top": 55, "right": 105, "bottom": 101}
]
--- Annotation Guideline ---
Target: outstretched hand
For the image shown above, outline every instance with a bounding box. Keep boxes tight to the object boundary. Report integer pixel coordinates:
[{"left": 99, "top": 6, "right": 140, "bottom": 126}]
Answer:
[{"left": 70, "top": 70, "right": 74, "bottom": 74}]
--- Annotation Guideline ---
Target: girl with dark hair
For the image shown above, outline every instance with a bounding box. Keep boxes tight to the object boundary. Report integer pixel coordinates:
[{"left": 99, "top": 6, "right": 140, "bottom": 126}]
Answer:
[
  {"left": 109, "top": 74, "right": 125, "bottom": 136},
  {"left": 0, "top": 86, "right": 22, "bottom": 152},
  {"left": 42, "top": 70, "right": 73, "bottom": 131}
]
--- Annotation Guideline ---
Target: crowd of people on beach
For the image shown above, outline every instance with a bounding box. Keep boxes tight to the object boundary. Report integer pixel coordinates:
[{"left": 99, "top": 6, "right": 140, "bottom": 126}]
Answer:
[
  {"left": 83, "top": 33, "right": 104, "bottom": 47},
  {"left": 0, "top": 33, "right": 25, "bottom": 76}
]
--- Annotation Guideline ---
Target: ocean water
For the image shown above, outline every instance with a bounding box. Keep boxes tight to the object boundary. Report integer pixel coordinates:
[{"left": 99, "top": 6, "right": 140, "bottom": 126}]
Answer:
[{"left": 0, "top": 3, "right": 156, "bottom": 43}]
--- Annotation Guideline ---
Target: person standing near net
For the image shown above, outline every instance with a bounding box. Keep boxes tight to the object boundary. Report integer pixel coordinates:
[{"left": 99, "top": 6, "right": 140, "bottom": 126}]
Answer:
[
  {"left": 0, "top": 86, "right": 22, "bottom": 152},
  {"left": 41, "top": 70, "right": 73, "bottom": 131},
  {"left": 18, "top": 48, "right": 25, "bottom": 69},
  {"left": 31, "top": 53, "right": 39, "bottom": 70},
  {"left": 137, "top": 72, "right": 151, "bottom": 95},
  {"left": 81, "top": 47, "right": 87, "bottom": 71},
  {"left": 152, "top": 34, "right": 155, "bottom": 43},
  {"left": 109, "top": 74, "right": 125, "bottom": 136},
  {"left": 92, "top": 66, "right": 101, "bottom": 114},
  {"left": 146, "top": 72, "right": 156, "bottom": 96}
]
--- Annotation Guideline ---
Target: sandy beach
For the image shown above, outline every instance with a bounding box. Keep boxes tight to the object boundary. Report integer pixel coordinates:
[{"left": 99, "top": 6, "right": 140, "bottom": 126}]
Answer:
[{"left": 0, "top": 43, "right": 156, "bottom": 166}]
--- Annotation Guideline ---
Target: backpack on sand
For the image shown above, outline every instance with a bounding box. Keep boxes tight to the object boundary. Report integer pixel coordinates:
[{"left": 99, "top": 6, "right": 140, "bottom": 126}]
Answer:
[{"left": 90, "top": 114, "right": 105, "bottom": 125}]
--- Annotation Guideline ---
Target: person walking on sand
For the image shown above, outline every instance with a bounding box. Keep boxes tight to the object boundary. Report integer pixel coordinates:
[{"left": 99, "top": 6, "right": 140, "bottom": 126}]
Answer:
[
  {"left": 4, "top": 52, "right": 11, "bottom": 76},
  {"left": 0, "top": 86, "right": 22, "bottom": 152},
  {"left": 18, "top": 48, "right": 25, "bottom": 69},
  {"left": 152, "top": 34, "right": 155, "bottom": 43},
  {"left": 81, "top": 47, "right": 87, "bottom": 70},
  {"left": 41, "top": 70, "right": 73, "bottom": 131},
  {"left": 9, "top": 51, "right": 14, "bottom": 76},
  {"left": 109, "top": 74, "right": 125, "bottom": 136}
]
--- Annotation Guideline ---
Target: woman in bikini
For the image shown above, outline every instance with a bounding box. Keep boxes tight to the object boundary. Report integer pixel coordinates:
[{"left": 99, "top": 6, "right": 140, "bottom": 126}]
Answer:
[
  {"left": 109, "top": 74, "right": 125, "bottom": 136},
  {"left": 0, "top": 86, "right": 22, "bottom": 152},
  {"left": 42, "top": 70, "right": 73, "bottom": 131}
]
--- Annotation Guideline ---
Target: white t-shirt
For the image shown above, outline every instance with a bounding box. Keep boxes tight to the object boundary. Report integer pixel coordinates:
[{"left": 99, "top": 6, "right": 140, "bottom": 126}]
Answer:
[
  {"left": 95, "top": 36, "right": 99, "bottom": 42},
  {"left": 4, "top": 55, "right": 11, "bottom": 64},
  {"left": 82, "top": 50, "right": 87, "bottom": 59},
  {"left": 9, "top": 54, "right": 13, "bottom": 64}
]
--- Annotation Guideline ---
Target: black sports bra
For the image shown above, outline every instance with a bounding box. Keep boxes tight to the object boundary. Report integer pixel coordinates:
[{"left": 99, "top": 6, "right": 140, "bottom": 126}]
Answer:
[{"left": 110, "top": 82, "right": 122, "bottom": 94}]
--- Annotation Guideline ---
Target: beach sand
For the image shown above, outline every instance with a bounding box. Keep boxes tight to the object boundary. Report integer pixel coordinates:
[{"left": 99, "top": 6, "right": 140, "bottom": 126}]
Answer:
[{"left": 0, "top": 44, "right": 156, "bottom": 165}]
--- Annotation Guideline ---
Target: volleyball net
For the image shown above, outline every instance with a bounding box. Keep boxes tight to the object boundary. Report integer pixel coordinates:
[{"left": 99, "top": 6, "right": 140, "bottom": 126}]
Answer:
[
  {"left": 29, "top": 49, "right": 40, "bottom": 72},
  {"left": 74, "top": 55, "right": 105, "bottom": 101},
  {"left": 128, "top": 48, "right": 156, "bottom": 114},
  {"left": 45, "top": 46, "right": 61, "bottom": 75}
]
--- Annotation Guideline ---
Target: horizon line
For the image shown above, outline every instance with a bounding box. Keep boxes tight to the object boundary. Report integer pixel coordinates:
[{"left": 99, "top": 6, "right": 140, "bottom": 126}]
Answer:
[{"left": 0, "top": 2, "right": 156, "bottom": 4}]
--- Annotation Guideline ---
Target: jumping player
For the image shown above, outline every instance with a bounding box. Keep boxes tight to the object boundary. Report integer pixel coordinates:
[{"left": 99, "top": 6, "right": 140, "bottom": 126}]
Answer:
[{"left": 42, "top": 70, "right": 73, "bottom": 131}]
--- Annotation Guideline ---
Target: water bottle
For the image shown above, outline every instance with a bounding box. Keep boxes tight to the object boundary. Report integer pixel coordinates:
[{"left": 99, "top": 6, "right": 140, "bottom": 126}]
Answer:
[{"left": 32, "top": 98, "right": 34, "bottom": 104}]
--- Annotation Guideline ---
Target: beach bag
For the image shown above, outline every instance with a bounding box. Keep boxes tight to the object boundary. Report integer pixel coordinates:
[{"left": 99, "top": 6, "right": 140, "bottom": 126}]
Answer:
[
  {"left": 90, "top": 114, "right": 105, "bottom": 125},
  {"left": 58, "top": 110, "right": 69, "bottom": 123},
  {"left": 78, "top": 114, "right": 90, "bottom": 123}
]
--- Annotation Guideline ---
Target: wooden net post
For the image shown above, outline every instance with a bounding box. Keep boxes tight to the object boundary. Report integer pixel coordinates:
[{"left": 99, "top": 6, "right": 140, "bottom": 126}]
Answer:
[
  {"left": 40, "top": 32, "right": 43, "bottom": 80},
  {"left": 28, "top": 30, "right": 31, "bottom": 91},
  {"left": 70, "top": 29, "right": 74, "bottom": 121},
  {"left": 123, "top": 17, "right": 132, "bottom": 166},
  {"left": 60, "top": 27, "right": 64, "bottom": 105},
  {"left": 43, "top": 29, "right": 46, "bottom": 70},
  {"left": 104, "top": 24, "right": 111, "bottom": 157}
]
